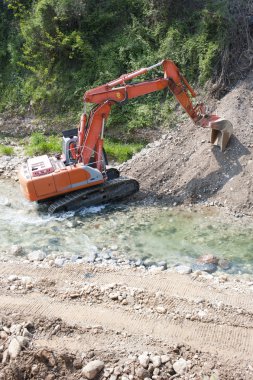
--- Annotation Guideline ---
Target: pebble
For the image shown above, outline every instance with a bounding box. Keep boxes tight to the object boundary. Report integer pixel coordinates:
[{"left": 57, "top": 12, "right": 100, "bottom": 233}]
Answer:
[
  {"left": 54, "top": 258, "right": 65, "bottom": 267},
  {"left": 191, "top": 263, "right": 217, "bottom": 273},
  {"left": 138, "top": 353, "right": 150, "bottom": 368},
  {"left": 0, "top": 331, "right": 8, "bottom": 340},
  {"left": 151, "top": 355, "right": 161, "bottom": 368},
  {"left": 175, "top": 265, "right": 192, "bottom": 274},
  {"left": 86, "top": 253, "right": 97, "bottom": 263},
  {"left": 8, "top": 336, "right": 29, "bottom": 359},
  {"left": 173, "top": 358, "right": 188, "bottom": 374},
  {"left": 218, "top": 259, "right": 231, "bottom": 270},
  {"left": 157, "top": 261, "right": 167, "bottom": 270},
  {"left": 20, "top": 276, "right": 33, "bottom": 285},
  {"left": 135, "top": 259, "right": 143, "bottom": 267},
  {"left": 197, "top": 254, "right": 218, "bottom": 265},
  {"left": 82, "top": 360, "right": 104, "bottom": 379},
  {"left": 109, "top": 292, "right": 120, "bottom": 300},
  {"left": 156, "top": 306, "right": 167, "bottom": 314},
  {"left": 2, "top": 349, "right": 9, "bottom": 364},
  {"left": 109, "top": 375, "right": 117, "bottom": 380},
  {"left": 22, "top": 327, "right": 33, "bottom": 339},
  {"left": 10, "top": 324, "right": 22, "bottom": 335},
  {"left": 9, "top": 245, "right": 24, "bottom": 256},
  {"left": 135, "top": 367, "right": 150, "bottom": 378},
  {"left": 7, "top": 275, "right": 18, "bottom": 282},
  {"left": 27, "top": 250, "right": 46, "bottom": 262},
  {"left": 161, "top": 355, "right": 170, "bottom": 364}
]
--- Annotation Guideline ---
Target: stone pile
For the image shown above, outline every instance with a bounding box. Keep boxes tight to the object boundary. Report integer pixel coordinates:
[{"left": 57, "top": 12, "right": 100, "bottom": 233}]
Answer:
[{"left": 0, "top": 319, "right": 34, "bottom": 363}]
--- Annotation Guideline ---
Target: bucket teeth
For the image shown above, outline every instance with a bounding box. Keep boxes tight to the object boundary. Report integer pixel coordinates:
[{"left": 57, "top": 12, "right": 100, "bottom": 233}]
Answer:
[{"left": 210, "top": 119, "right": 233, "bottom": 152}]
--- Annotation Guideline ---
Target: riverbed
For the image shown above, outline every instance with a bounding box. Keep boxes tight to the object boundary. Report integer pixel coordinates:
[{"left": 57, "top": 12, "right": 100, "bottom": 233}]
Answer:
[{"left": 0, "top": 180, "right": 252, "bottom": 274}]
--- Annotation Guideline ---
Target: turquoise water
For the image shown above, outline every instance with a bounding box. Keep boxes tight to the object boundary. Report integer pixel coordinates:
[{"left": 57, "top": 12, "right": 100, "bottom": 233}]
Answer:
[{"left": 0, "top": 180, "right": 252, "bottom": 273}]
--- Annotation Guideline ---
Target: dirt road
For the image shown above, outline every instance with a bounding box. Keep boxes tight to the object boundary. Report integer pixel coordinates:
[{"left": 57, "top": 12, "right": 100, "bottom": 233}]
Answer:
[{"left": 0, "top": 260, "right": 253, "bottom": 379}]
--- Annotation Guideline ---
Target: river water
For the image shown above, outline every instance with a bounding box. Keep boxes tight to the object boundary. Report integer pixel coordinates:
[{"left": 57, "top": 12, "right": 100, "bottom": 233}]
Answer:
[{"left": 0, "top": 180, "right": 252, "bottom": 274}]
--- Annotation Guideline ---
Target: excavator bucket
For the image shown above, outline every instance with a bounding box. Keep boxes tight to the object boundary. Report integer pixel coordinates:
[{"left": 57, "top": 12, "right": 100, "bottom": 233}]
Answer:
[{"left": 210, "top": 119, "right": 233, "bottom": 152}]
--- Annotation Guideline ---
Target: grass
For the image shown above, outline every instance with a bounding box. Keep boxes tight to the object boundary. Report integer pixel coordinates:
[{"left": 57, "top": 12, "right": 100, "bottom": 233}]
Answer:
[
  {"left": 25, "top": 132, "right": 143, "bottom": 162},
  {"left": 0, "top": 144, "right": 14, "bottom": 156},
  {"left": 25, "top": 132, "right": 61, "bottom": 156},
  {"left": 104, "top": 139, "right": 144, "bottom": 162}
]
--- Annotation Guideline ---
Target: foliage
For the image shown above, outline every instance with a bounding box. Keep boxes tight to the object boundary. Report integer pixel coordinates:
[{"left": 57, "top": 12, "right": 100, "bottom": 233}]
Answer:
[
  {"left": 25, "top": 132, "right": 61, "bottom": 156},
  {"left": 0, "top": 0, "right": 240, "bottom": 135},
  {"left": 0, "top": 144, "right": 14, "bottom": 156}
]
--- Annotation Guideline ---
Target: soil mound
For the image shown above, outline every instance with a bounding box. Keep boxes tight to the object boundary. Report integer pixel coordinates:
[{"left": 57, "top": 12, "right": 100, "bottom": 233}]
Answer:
[{"left": 121, "top": 71, "right": 253, "bottom": 215}]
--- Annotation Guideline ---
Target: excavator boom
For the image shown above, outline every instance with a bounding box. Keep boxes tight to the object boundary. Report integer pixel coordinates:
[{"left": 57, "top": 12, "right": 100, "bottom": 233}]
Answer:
[{"left": 83, "top": 59, "right": 233, "bottom": 153}]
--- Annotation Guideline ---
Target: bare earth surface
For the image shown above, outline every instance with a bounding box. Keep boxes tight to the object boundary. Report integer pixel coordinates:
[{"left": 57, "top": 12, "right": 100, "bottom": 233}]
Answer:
[
  {"left": 0, "top": 261, "right": 253, "bottom": 379},
  {"left": 121, "top": 71, "right": 253, "bottom": 216},
  {"left": 0, "top": 74, "right": 252, "bottom": 379}
]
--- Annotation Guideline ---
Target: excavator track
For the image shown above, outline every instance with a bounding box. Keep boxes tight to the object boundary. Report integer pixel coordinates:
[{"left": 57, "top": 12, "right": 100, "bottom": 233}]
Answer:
[{"left": 46, "top": 177, "right": 139, "bottom": 214}]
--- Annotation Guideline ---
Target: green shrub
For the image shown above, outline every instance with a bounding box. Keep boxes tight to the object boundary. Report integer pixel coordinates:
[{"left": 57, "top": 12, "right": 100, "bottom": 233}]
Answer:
[
  {"left": 25, "top": 132, "right": 61, "bottom": 156},
  {"left": 0, "top": 0, "right": 234, "bottom": 134},
  {"left": 0, "top": 144, "right": 14, "bottom": 156}
]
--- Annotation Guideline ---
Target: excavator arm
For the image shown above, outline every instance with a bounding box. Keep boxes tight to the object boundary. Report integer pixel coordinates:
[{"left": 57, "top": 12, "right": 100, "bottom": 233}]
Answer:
[{"left": 77, "top": 59, "right": 233, "bottom": 170}]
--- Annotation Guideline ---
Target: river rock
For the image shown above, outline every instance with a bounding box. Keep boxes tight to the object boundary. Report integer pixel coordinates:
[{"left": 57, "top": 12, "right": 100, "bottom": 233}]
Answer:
[
  {"left": 10, "top": 324, "right": 22, "bottom": 335},
  {"left": 197, "top": 253, "right": 218, "bottom": 265},
  {"left": 8, "top": 336, "right": 28, "bottom": 359},
  {"left": 173, "top": 358, "right": 188, "bottom": 374},
  {"left": 138, "top": 353, "right": 150, "bottom": 368},
  {"left": 109, "top": 292, "right": 120, "bottom": 300},
  {"left": 86, "top": 253, "right": 97, "bottom": 263},
  {"left": 54, "top": 258, "right": 65, "bottom": 267},
  {"left": 143, "top": 259, "right": 157, "bottom": 268},
  {"left": 197, "top": 254, "right": 218, "bottom": 265},
  {"left": 151, "top": 355, "right": 161, "bottom": 368},
  {"left": 191, "top": 263, "right": 217, "bottom": 273},
  {"left": 218, "top": 258, "right": 231, "bottom": 270},
  {"left": 157, "top": 261, "right": 167, "bottom": 270},
  {"left": 82, "top": 360, "right": 104, "bottom": 379},
  {"left": 156, "top": 306, "right": 167, "bottom": 314},
  {"left": 0, "top": 331, "right": 8, "bottom": 340},
  {"left": 109, "top": 375, "right": 117, "bottom": 380},
  {"left": 161, "top": 354, "right": 170, "bottom": 364},
  {"left": 7, "top": 275, "right": 18, "bottom": 282},
  {"left": 135, "top": 259, "right": 144, "bottom": 267},
  {"left": 28, "top": 250, "right": 46, "bottom": 261},
  {"left": 9, "top": 245, "right": 24, "bottom": 256},
  {"left": 175, "top": 265, "right": 192, "bottom": 274},
  {"left": 2, "top": 349, "right": 10, "bottom": 364},
  {"left": 135, "top": 367, "right": 150, "bottom": 379}
]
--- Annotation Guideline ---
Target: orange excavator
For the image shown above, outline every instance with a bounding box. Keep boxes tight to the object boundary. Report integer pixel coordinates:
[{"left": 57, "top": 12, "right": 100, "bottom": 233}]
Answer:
[{"left": 19, "top": 59, "right": 233, "bottom": 213}]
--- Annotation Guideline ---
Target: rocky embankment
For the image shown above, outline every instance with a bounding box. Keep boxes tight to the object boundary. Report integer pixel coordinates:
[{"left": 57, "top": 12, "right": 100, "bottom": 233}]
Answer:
[{"left": 121, "top": 71, "right": 253, "bottom": 217}]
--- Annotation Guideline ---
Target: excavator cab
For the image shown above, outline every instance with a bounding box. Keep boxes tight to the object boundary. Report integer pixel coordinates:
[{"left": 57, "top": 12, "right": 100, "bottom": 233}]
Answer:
[{"left": 62, "top": 128, "right": 78, "bottom": 165}]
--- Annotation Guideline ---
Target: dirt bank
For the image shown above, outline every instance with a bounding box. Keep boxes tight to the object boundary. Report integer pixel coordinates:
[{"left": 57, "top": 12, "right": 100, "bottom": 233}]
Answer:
[
  {"left": 0, "top": 260, "right": 253, "bottom": 379},
  {"left": 121, "top": 71, "right": 253, "bottom": 216}
]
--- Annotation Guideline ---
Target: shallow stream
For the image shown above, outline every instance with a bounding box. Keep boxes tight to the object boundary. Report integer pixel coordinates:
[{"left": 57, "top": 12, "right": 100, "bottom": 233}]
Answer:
[{"left": 0, "top": 180, "right": 252, "bottom": 274}]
